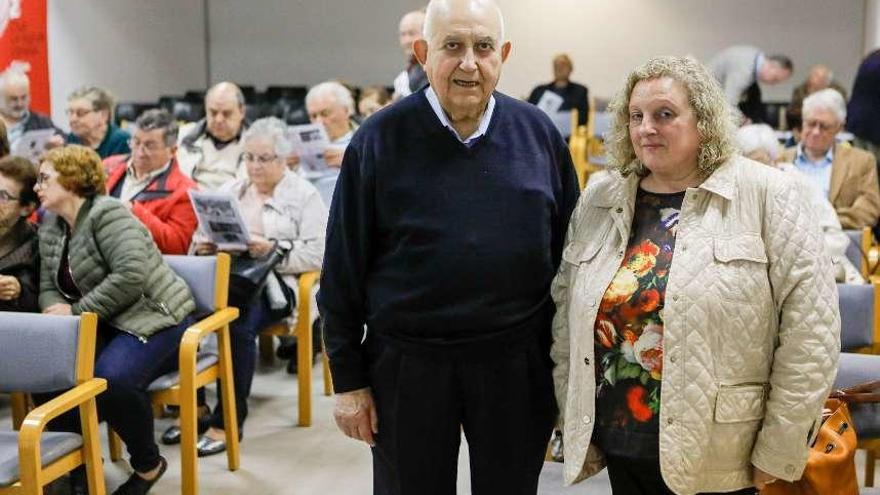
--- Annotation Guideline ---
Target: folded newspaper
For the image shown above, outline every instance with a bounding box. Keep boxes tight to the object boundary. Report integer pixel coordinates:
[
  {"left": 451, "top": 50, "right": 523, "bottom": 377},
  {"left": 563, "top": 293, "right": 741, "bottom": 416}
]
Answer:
[
  {"left": 188, "top": 190, "right": 250, "bottom": 251},
  {"left": 289, "top": 123, "right": 331, "bottom": 177}
]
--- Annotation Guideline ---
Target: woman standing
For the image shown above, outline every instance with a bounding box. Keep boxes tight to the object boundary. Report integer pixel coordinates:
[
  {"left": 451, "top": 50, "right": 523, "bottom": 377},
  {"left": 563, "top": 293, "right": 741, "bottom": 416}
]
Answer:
[
  {"left": 37, "top": 145, "right": 195, "bottom": 495},
  {"left": 551, "top": 56, "right": 839, "bottom": 494}
]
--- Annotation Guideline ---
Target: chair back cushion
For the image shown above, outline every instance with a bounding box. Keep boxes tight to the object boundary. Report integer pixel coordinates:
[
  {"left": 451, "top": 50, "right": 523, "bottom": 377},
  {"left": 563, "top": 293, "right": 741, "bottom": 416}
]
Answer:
[
  {"left": 163, "top": 255, "right": 217, "bottom": 315},
  {"left": 844, "top": 229, "right": 863, "bottom": 270},
  {"left": 838, "top": 283, "right": 874, "bottom": 351},
  {"left": 0, "top": 313, "right": 80, "bottom": 393}
]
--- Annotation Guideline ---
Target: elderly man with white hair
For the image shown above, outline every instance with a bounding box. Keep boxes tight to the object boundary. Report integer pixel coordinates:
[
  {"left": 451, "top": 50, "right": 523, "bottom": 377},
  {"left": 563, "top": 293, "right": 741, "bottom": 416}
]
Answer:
[
  {"left": 393, "top": 9, "right": 429, "bottom": 99},
  {"left": 738, "top": 123, "right": 863, "bottom": 284},
  {"left": 780, "top": 88, "right": 880, "bottom": 229},
  {"left": 318, "top": 0, "right": 579, "bottom": 493},
  {"left": 0, "top": 68, "right": 60, "bottom": 148},
  {"left": 294, "top": 81, "right": 357, "bottom": 205}
]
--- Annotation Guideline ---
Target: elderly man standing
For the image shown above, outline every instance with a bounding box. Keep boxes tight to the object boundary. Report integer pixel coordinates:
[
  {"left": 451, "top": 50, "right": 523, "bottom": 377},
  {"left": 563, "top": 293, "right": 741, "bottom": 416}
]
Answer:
[
  {"left": 392, "top": 9, "right": 428, "bottom": 99},
  {"left": 104, "top": 109, "right": 198, "bottom": 254},
  {"left": 177, "top": 82, "right": 247, "bottom": 191},
  {"left": 781, "top": 88, "right": 880, "bottom": 229},
  {"left": 527, "top": 54, "right": 590, "bottom": 127},
  {"left": 318, "top": 0, "right": 579, "bottom": 493},
  {"left": 708, "top": 45, "right": 793, "bottom": 124},
  {"left": 0, "top": 68, "right": 61, "bottom": 148}
]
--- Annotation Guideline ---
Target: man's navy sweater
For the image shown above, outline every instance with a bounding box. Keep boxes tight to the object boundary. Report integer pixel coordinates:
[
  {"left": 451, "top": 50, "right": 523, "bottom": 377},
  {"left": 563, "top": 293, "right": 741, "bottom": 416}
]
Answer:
[{"left": 317, "top": 89, "right": 580, "bottom": 392}]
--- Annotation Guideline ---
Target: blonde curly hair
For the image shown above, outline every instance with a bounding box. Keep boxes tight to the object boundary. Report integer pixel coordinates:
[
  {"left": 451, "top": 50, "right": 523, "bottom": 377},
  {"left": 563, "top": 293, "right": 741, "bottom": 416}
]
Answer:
[
  {"left": 44, "top": 145, "right": 106, "bottom": 197},
  {"left": 605, "top": 55, "right": 737, "bottom": 177}
]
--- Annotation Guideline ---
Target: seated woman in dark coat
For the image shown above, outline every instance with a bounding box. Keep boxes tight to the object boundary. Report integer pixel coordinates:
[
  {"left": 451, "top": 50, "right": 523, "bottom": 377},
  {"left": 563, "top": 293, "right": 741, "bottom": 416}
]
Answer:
[{"left": 0, "top": 155, "right": 38, "bottom": 312}]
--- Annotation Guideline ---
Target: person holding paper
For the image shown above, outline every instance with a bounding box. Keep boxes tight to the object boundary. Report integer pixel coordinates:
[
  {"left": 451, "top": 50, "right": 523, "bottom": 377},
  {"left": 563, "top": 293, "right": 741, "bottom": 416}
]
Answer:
[
  {"left": 192, "top": 117, "right": 326, "bottom": 456},
  {"left": 319, "top": 0, "right": 579, "bottom": 492},
  {"left": 102, "top": 109, "right": 198, "bottom": 254},
  {"left": 0, "top": 68, "right": 62, "bottom": 149},
  {"left": 528, "top": 54, "right": 590, "bottom": 128}
]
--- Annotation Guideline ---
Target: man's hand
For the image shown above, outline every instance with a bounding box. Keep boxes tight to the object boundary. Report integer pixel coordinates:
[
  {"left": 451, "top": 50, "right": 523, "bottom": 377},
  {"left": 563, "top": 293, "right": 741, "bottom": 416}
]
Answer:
[
  {"left": 194, "top": 242, "right": 218, "bottom": 255},
  {"left": 333, "top": 387, "right": 378, "bottom": 446},
  {"left": 247, "top": 235, "right": 274, "bottom": 258},
  {"left": 44, "top": 303, "right": 72, "bottom": 315},
  {"left": 753, "top": 465, "right": 777, "bottom": 491},
  {"left": 0, "top": 275, "right": 21, "bottom": 300},
  {"left": 324, "top": 147, "right": 344, "bottom": 168}
]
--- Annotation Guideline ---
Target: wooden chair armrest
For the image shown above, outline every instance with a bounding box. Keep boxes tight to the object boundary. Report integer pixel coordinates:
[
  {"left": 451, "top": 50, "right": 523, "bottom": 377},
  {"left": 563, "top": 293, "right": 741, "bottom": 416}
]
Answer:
[
  {"left": 179, "top": 307, "right": 240, "bottom": 375},
  {"left": 18, "top": 378, "right": 108, "bottom": 444}
]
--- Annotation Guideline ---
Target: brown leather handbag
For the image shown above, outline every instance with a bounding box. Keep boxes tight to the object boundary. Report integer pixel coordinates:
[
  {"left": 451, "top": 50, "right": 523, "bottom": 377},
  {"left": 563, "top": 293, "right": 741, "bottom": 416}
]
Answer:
[{"left": 761, "top": 380, "right": 880, "bottom": 495}]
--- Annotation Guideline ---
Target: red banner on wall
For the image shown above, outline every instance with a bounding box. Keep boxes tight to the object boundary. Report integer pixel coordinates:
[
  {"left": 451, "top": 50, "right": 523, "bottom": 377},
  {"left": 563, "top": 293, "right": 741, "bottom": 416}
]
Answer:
[{"left": 0, "top": 0, "right": 49, "bottom": 113}]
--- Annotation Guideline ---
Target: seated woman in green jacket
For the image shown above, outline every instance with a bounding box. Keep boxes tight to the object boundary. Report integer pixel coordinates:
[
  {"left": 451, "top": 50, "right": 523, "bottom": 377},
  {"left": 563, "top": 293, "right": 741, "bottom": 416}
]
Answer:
[{"left": 36, "top": 145, "right": 195, "bottom": 495}]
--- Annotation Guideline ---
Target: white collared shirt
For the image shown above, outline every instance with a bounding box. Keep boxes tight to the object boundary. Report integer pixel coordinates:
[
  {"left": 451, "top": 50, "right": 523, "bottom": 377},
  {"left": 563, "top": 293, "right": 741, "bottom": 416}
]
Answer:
[
  {"left": 424, "top": 86, "right": 495, "bottom": 146},
  {"left": 120, "top": 159, "right": 172, "bottom": 201},
  {"left": 793, "top": 144, "right": 835, "bottom": 199}
]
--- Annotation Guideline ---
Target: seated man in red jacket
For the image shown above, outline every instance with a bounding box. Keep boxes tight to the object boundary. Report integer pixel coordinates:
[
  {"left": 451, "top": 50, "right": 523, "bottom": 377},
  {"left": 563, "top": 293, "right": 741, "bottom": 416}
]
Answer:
[{"left": 104, "top": 108, "right": 198, "bottom": 254}]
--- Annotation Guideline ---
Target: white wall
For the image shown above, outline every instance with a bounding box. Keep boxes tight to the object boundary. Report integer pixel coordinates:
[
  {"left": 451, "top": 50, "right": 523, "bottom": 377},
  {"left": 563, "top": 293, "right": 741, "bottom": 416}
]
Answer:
[
  {"left": 206, "top": 0, "right": 865, "bottom": 103},
  {"left": 867, "top": 0, "right": 880, "bottom": 54},
  {"left": 47, "top": 0, "right": 207, "bottom": 129},
  {"left": 48, "top": 0, "right": 866, "bottom": 122}
]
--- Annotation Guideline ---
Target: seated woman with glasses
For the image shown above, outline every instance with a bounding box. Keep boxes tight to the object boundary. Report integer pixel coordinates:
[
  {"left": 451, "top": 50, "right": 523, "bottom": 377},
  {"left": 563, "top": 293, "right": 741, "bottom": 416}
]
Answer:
[
  {"left": 36, "top": 145, "right": 195, "bottom": 495},
  {"left": 47, "top": 86, "right": 131, "bottom": 159},
  {"left": 0, "top": 155, "right": 39, "bottom": 312},
  {"left": 190, "top": 116, "right": 327, "bottom": 456}
]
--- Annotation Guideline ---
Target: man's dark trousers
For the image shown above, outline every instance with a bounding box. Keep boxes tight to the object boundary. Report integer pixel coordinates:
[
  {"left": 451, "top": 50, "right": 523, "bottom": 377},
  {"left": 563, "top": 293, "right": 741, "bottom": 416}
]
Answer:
[{"left": 368, "top": 330, "right": 557, "bottom": 495}]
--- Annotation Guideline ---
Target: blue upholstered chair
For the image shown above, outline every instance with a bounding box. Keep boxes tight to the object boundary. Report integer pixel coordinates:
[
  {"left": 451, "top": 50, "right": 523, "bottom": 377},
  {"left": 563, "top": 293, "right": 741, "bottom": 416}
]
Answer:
[
  {"left": 0, "top": 312, "right": 106, "bottom": 495},
  {"left": 107, "top": 254, "right": 239, "bottom": 495},
  {"left": 839, "top": 282, "right": 880, "bottom": 353}
]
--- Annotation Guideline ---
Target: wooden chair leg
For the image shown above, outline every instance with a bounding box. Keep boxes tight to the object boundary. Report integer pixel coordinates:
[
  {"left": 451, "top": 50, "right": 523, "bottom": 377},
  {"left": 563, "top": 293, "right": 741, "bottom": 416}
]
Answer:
[
  {"left": 258, "top": 334, "right": 274, "bottom": 365},
  {"left": 217, "top": 326, "right": 241, "bottom": 472},
  {"left": 297, "top": 317, "right": 313, "bottom": 427},
  {"left": 107, "top": 426, "right": 123, "bottom": 462},
  {"left": 322, "top": 353, "right": 332, "bottom": 396},
  {"left": 80, "top": 400, "right": 107, "bottom": 495},
  {"left": 10, "top": 392, "right": 29, "bottom": 430},
  {"left": 867, "top": 448, "right": 877, "bottom": 487}
]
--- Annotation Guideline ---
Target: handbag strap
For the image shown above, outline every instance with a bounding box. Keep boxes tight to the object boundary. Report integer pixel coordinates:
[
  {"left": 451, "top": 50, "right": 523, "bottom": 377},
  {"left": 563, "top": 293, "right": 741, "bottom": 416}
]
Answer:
[{"left": 830, "top": 379, "right": 880, "bottom": 403}]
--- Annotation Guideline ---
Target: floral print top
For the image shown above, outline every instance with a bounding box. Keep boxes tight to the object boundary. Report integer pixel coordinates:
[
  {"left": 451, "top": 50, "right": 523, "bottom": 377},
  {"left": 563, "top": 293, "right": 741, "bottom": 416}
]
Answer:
[{"left": 593, "top": 187, "right": 683, "bottom": 458}]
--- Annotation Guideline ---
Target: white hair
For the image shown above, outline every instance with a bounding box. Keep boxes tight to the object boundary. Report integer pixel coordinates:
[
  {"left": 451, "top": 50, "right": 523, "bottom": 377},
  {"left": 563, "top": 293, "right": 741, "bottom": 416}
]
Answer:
[
  {"left": 0, "top": 62, "right": 29, "bottom": 89},
  {"left": 423, "top": 0, "right": 505, "bottom": 44},
  {"left": 802, "top": 88, "right": 847, "bottom": 123},
  {"left": 242, "top": 116, "right": 293, "bottom": 158},
  {"left": 736, "top": 124, "right": 779, "bottom": 162},
  {"left": 306, "top": 81, "right": 355, "bottom": 117}
]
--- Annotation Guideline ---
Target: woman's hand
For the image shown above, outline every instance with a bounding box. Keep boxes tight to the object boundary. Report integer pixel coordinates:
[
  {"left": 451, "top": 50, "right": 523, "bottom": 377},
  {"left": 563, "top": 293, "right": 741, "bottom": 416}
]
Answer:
[
  {"left": 0, "top": 275, "right": 21, "bottom": 300},
  {"left": 286, "top": 152, "right": 301, "bottom": 170},
  {"left": 247, "top": 235, "right": 275, "bottom": 258},
  {"left": 324, "top": 147, "right": 344, "bottom": 168},
  {"left": 753, "top": 465, "right": 777, "bottom": 490},
  {"left": 44, "top": 303, "right": 72, "bottom": 315},
  {"left": 194, "top": 242, "right": 218, "bottom": 255}
]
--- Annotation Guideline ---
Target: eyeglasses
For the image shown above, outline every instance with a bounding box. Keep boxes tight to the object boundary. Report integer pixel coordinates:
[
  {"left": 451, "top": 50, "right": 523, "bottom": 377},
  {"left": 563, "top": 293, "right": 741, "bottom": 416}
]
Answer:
[
  {"left": 0, "top": 190, "right": 19, "bottom": 202},
  {"left": 242, "top": 152, "right": 279, "bottom": 165},
  {"left": 129, "top": 139, "right": 164, "bottom": 152},
  {"left": 35, "top": 173, "right": 55, "bottom": 187},
  {"left": 65, "top": 108, "right": 96, "bottom": 118}
]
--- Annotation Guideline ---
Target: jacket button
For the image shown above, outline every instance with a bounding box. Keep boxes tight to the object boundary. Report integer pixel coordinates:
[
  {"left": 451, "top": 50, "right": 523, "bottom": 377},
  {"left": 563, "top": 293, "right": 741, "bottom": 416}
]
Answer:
[
  {"left": 785, "top": 465, "right": 795, "bottom": 474},
  {"left": 584, "top": 357, "right": 590, "bottom": 366},
  {"left": 582, "top": 415, "right": 592, "bottom": 425},
  {"left": 616, "top": 207, "right": 623, "bottom": 213},
  {"left": 666, "top": 417, "right": 675, "bottom": 426},
  {"left": 669, "top": 353, "right": 678, "bottom": 364},
  {"left": 680, "top": 244, "right": 687, "bottom": 252},
  {"left": 672, "top": 295, "right": 679, "bottom": 302}
]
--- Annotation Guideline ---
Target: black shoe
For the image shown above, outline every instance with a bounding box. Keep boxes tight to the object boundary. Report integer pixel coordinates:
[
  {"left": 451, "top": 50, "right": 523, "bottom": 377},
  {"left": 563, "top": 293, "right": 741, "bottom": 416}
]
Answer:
[
  {"left": 160, "top": 411, "right": 212, "bottom": 445},
  {"left": 111, "top": 457, "right": 167, "bottom": 495},
  {"left": 275, "top": 341, "right": 296, "bottom": 360},
  {"left": 196, "top": 434, "right": 227, "bottom": 457}
]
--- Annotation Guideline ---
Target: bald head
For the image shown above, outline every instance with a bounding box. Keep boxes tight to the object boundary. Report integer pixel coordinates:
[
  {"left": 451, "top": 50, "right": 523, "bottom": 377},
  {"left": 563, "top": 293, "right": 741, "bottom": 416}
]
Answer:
[
  {"left": 807, "top": 64, "right": 833, "bottom": 91},
  {"left": 205, "top": 81, "right": 245, "bottom": 142},
  {"left": 423, "top": 0, "right": 504, "bottom": 45},
  {"left": 399, "top": 10, "right": 426, "bottom": 57}
]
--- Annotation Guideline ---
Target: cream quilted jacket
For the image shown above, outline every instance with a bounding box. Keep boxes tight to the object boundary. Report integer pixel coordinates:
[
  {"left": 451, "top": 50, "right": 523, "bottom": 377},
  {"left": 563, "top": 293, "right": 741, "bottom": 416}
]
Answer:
[{"left": 551, "top": 156, "right": 840, "bottom": 494}]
